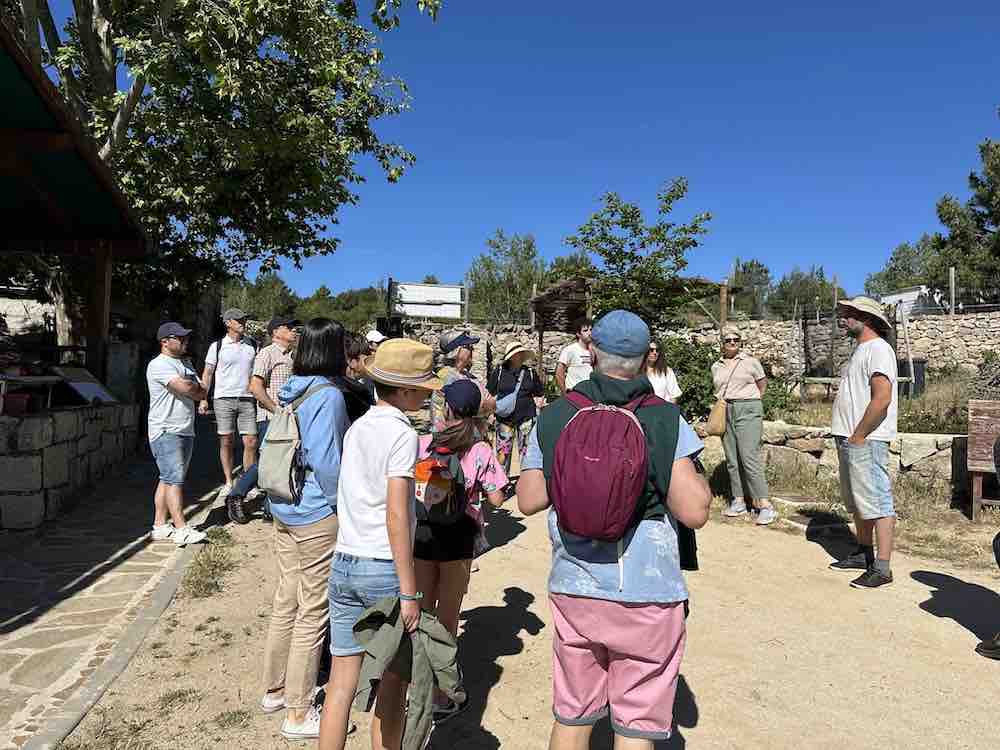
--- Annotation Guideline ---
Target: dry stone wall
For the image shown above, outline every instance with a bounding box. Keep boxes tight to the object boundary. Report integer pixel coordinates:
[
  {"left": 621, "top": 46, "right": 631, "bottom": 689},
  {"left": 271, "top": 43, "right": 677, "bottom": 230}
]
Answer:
[
  {"left": 907, "top": 311, "right": 1000, "bottom": 370},
  {"left": 0, "top": 405, "right": 141, "bottom": 529}
]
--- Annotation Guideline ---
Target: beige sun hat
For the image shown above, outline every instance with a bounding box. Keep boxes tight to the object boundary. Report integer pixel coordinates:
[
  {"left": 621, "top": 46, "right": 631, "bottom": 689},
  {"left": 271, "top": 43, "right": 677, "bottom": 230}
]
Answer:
[
  {"left": 502, "top": 341, "right": 534, "bottom": 362},
  {"left": 362, "top": 338, "right": 444, "bottom": 390},
  {"left": 837, "top": 296, "right": 891, "bottom": 332}
]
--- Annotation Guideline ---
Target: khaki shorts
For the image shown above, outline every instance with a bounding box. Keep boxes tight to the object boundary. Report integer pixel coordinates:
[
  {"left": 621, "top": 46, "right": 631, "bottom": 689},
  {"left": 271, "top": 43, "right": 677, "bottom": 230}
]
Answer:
[{"left": 214, "top": 398, "right": 257, "bottom": 436}]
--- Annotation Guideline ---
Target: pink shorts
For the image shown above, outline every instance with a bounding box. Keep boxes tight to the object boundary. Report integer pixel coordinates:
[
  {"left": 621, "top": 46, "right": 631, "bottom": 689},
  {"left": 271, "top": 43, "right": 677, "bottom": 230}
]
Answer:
[{"left": 549, "top": 594, "right": 686, "bottom": 741}]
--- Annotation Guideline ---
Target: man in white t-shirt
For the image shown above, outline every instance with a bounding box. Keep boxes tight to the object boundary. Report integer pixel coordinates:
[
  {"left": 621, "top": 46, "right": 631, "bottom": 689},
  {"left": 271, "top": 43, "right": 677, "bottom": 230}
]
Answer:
[
  {"left": 199, "top": 308, "right": 259, "bottom": 494},
  {"left": 555, "top": 317, "right": 593, "bottom": 394},
  {"left": 146, "top": 322, "right": 208, "bottom": 546},
  {"left": 828, "top": 297, "right": 898, "bottom": 589}
]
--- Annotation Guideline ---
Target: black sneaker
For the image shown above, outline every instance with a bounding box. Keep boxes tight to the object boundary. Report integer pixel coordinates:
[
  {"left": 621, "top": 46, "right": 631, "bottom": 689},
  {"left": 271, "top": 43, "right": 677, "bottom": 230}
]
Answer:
[
  {"left": 829, "top": 552, "right": 868, "bottom": 571},
  {"left": 975, "top": 634, "right": 1000, "bottom": 660},
  {"left": 850, "top": 568, "right": 893, "bottom": 589},
  {"left": 226, "top": 493, "right": 250, "bottom": 525}
]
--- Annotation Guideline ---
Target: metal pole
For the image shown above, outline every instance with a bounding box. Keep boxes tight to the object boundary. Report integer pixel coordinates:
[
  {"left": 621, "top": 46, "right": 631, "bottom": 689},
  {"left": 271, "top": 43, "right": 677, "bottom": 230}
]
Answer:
[
  {"left": 949, "top": 266, "right": 956, "bottom": 318},
  {"left": 464, "top": 281, "right": 470, "bottom": 324},
  {"left": 829, "top": 276, "right": 838, "bottom": 377}
]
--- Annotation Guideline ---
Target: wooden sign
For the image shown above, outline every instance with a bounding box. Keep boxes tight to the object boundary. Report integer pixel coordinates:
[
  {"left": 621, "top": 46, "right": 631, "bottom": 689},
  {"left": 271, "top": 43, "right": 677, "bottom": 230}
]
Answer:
[{"left": 968, "top": 399, "right": 1000, "bottom": 521}]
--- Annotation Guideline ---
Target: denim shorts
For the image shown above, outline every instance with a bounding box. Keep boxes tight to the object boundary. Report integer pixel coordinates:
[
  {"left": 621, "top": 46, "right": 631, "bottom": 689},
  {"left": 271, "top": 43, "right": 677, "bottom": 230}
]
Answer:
[
  {"left": 329, "top": 552, "right": 400, "bottom": 656},
  {"left": 150, "top": 433, "right": 194, "bottom": 486},
  {"left": 836, "top": 438, "right": 896, "bottom": 520}
]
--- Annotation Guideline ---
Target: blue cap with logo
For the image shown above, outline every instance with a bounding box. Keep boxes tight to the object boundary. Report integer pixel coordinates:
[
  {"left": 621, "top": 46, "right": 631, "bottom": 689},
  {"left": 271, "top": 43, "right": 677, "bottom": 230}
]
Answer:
[{"left": 591, "top": 310, "right": 650, "bottom": 358}]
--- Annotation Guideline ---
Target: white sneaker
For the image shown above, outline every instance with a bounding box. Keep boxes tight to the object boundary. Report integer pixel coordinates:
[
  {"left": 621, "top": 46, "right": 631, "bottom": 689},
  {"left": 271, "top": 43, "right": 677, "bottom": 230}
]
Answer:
[
  {"left": 260, "top": 692, "right": 285, "bottom": 714},
  {"left": 173, "top": 526, "right": 207, "bottom": 546},
  {"left": 280, "top": 706, "right": 322, "bottom": 740},
  {"left": 150, "top": 524, "right": 174, "bottom": 541},
  {"left": 218, "top": 482, "right": 233, "bottom": 498}
]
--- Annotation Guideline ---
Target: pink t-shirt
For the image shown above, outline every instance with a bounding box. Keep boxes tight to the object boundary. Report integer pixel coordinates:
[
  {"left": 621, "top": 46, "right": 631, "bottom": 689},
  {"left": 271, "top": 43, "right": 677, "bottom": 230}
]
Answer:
[{"left": 417, "top": 436, "right": 509, "bottom": 522}]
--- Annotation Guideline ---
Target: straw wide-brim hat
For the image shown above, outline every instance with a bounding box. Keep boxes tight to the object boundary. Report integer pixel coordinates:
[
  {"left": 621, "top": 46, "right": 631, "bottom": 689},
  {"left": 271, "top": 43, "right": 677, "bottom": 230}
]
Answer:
[
  {"left": 837, "top": 296, "right": 891, "bottom": 331},
  {"left": 502, "top": 342, "right": 534, "bottom": 362},
  {"left": 362, "top": 338, "right": 444, "bottom": 390}
]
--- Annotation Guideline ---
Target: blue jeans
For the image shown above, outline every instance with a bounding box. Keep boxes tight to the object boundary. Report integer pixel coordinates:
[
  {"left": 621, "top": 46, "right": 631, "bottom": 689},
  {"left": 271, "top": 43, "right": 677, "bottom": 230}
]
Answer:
[
  {"left": 328, "top": 553, "right": 400, "bottom": 656},
  {"left": 230, "top": 420, "right": 269, "bottom": 499},
  {"left": 150, "top": 433, "right": 194, "bottom": 486}
]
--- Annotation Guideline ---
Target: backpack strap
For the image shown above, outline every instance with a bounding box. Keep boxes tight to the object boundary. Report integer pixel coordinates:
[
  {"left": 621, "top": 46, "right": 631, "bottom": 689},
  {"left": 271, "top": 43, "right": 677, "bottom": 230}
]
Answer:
[
  {"left": 290, "top": 382, "right": 336, "bottom": 410},
  {"left": 564, "top": 391, "right": 594, "bottom": 411},
  {"left": 623, "top": 393, "right": 666, "bottom": 413}
]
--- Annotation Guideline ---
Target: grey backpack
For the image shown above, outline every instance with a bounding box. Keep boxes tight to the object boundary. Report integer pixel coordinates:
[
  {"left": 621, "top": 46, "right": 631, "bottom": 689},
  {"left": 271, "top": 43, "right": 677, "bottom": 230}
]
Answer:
[{"left": 258, "top": 383, "right": 335, "bottom": 505}]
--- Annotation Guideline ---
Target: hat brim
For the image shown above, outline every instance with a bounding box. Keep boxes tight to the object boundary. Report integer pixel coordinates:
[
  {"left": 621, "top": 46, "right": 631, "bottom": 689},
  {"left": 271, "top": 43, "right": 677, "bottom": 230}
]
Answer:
[
  {"left": 503, "top": 346, "right": 534, "bottom": 361},
  {"left": 836, "top": 301, "right": 891, "bottom": 330},
  {"left": 160, "top": 327, "right": 192, "bottom": 339},
  {"left": 362, "top": 356, "right": 444, "bottom": 391}
]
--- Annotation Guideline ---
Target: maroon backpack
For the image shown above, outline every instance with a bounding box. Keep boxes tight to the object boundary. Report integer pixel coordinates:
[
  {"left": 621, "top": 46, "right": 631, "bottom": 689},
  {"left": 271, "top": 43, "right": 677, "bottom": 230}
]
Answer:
[{"left": 549, "top": 392, "right": 662, "bottom": 541}]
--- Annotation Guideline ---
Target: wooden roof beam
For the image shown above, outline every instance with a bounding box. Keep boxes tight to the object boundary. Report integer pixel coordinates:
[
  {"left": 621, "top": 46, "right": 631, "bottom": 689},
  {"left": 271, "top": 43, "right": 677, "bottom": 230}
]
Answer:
[{"left": 0, "top": 128, "right": 73, "bottom": 152}]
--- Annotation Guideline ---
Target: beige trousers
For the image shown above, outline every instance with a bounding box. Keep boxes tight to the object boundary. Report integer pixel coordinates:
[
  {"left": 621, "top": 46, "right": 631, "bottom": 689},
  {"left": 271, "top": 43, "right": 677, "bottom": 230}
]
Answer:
[{"left": 260, "top": 513, "right": 337, "bottom": 709}]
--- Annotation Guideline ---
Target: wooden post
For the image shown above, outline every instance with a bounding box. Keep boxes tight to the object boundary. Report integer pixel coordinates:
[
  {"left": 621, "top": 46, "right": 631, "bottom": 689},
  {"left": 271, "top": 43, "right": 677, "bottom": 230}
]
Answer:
[
  {"left": 530, "top": 283, "right": 537, "bottom": 330},
  {"left": 464, "top": 281, "right": 470, "bottom": 324},
  {"left": 86, "top": 240, "right": 112, "bottom": 380},
  {"left": 720, "top": 283, "right": 728, "bottom": 327},
  {"left": 829, "top": 276, "right": 838, "bottom": 377},
  {"left": 949, "top": 266, "right": 956, "bottom": 317},
  {"left": 538, "top": 328, "right": 545, "bottom": 390}
]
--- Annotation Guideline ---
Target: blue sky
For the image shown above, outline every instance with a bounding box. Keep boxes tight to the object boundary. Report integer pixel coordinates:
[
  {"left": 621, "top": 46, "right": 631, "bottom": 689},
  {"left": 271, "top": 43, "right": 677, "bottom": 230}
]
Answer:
[{"left": 54, "top": 1, "right": 1000, "bottom": 297}]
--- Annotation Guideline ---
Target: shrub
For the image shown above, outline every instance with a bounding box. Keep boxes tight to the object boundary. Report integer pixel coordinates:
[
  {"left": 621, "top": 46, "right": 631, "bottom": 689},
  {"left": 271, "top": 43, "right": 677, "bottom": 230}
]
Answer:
[
  {"left": 762, "top": 376, "right": 800, "bottom": 421},
  {"left": 659, "top": 337, "right": 718, "bottom": 421}
]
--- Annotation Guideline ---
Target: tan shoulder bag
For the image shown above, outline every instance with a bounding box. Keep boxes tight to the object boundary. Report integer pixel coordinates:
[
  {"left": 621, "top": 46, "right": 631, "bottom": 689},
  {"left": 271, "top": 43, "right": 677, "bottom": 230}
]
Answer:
[{"left": 706, "top": 360, "right": 742, "bottom": 436}]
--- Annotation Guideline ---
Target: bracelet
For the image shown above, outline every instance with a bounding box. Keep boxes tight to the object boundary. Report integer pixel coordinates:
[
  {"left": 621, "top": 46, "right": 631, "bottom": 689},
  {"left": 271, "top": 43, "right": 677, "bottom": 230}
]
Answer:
[{"left": 399, "top": 592, "right": 423, "bottom": 602}]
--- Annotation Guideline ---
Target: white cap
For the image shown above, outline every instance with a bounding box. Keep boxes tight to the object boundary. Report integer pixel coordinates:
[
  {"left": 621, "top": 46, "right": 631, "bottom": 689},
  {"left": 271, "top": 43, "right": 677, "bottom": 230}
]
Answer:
[{"left": 365, "top": 330, "right": 387, "bottom": 344}]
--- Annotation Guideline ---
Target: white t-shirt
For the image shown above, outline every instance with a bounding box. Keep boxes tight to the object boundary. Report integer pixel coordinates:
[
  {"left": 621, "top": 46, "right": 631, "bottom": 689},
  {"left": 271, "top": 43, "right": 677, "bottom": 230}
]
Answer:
[
  {"left": 146, "top": 354, "right": 199, "bottom": 443},
  {"left": 206, "top": 336, "right": 256, "bottom": 398},
  {"left": 335, "top": 405, "right": 419, "bottom": 559},
  {"left": 648, "top": 368, "right": 683, "bottom": 402},
  {"left": 559, "top": 341, "right": 593, "bottom": 390},
  {"left": 831, "top": 338, "right": 898, "bottom": 442}
]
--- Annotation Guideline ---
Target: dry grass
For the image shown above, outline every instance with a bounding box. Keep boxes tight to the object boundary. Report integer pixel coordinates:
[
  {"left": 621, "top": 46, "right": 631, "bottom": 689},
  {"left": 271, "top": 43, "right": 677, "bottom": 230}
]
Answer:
[
  {"left": 212, "top": 709, "right": 251, "bottom": 730},
  {"left": 181, "top": 544, "right": 235, "bottom": 599},
  {"left": 57, "top": 713, "right": 154, "bottom": 750}
]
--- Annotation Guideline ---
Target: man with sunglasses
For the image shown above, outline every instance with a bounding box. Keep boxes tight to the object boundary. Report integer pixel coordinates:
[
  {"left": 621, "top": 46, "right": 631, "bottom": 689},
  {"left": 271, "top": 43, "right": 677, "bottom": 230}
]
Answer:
[{"left": 146, "top": 322, "right": 208, "bottom": 546}]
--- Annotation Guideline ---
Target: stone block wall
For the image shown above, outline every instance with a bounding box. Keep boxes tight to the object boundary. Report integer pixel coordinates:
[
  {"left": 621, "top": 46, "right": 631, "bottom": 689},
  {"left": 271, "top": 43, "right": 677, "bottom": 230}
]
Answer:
[
  {"left": 0, "top": 404, "right": 141, "bottom": 530},
  {"left": 907, "top": 311, "right": 1000, "bottom": 370},
  {"left": 700, "top": 420, "right": 967, "bottom": 495}
]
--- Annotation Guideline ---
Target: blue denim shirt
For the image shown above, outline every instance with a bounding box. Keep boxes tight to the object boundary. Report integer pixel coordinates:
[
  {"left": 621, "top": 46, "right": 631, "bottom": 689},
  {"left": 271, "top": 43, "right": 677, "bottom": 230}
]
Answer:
[
  {"left": 523, "top": 415, "right": 702, "bottom": 604},
  {"left": 274, "top": 375, "right": 350, "bottom": 526}
]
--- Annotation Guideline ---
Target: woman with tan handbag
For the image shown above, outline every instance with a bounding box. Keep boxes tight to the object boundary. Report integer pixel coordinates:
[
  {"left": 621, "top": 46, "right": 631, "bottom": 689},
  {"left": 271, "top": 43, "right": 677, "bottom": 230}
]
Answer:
[{"left": 711, "top": 325, "right": 776, "bottom": 525}]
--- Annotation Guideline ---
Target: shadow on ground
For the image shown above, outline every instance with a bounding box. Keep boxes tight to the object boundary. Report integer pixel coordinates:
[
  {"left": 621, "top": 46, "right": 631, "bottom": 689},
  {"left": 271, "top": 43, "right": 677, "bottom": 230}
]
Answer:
[
  {"left": 911, "top": 570, "right": 1000, "bottom": 642},
  {"left": 427, "top": 586, "right": 545, "bottom": 749},
  {"left": 588, "top": 674, "right": 699, "bottom": 749},
  {"left": 483, "top": 507, "right": 527, "bottom": 550},
  {"left": 802, "top": 511, "right": 858, "bottom": 563},
  {"left": 0, "top": 416, "right": 223, "bottom": 634}
]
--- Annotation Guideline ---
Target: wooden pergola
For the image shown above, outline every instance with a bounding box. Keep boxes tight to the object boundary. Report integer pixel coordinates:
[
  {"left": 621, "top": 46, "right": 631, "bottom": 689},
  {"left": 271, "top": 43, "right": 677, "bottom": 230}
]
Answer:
[
  {"left": 530, "top": 277, "right": 591, "bottom": 376},
  {"left": 0, "top": 24, "right": 151, "bottom": 380}
]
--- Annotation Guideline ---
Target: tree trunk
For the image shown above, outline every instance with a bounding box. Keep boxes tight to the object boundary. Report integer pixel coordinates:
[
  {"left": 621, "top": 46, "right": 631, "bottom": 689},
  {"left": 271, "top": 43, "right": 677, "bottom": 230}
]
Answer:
[{"left": 44, "top": 266, "right": 84, "bottom": 348}]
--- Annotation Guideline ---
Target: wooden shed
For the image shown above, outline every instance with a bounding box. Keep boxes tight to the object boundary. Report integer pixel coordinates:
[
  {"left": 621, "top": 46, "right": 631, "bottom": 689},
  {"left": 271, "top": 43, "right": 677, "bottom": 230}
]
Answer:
[
  {"left": 0, "top": 23, "right": 151, "bottom": 379},
  {"left": 529, "top": 277, "right": 591, "bottom": 377}
]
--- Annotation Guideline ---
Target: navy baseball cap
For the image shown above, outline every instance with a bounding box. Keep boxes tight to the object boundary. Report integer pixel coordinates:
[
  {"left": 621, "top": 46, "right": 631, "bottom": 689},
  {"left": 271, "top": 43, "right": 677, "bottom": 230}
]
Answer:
[
  {"left": 442, "top": 378, "right": 481, "bottom": 418},
  {"left": 267, "top": 316, "right": 301, "bottom": 334},
  {"left": 591, "top": 310, "right": 650, "bottom": 358},
  {"left": 157, "top": 321, "right": 192, "bottom": 340},
  {"left": 440, "top": 331, "right": 480, "bottom": 355}
]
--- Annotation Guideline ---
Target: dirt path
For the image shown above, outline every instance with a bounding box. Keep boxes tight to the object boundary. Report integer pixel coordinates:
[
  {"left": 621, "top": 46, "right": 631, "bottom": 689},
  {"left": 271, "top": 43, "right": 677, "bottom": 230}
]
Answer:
[{"left": 63, "top": 507, "right": 1000, "bottom": 749}]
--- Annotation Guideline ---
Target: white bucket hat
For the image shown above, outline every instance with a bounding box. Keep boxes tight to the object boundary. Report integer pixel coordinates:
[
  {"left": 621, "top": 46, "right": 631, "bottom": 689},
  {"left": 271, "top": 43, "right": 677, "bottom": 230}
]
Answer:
[{"left": 837, "top": 296, "right": 891, "bottom": 332}]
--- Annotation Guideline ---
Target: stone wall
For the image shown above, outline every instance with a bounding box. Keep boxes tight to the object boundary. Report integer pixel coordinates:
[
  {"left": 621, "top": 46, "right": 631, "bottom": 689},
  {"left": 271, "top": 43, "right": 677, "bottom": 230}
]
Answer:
[
  {"left": 700, "top": 420, "right": 967, "bottom": 493},
  {"left": 0, "top": 404, "right": 141, "bottom": 530},
  {"left": 0, "top": 297, "right": 54, "bottom": 335},
  {"left": 907, "top": 311, "right": 1000, "bottom": 370},
  {"left": 685, "top": 320, "right": 806, "bottom": 377}
]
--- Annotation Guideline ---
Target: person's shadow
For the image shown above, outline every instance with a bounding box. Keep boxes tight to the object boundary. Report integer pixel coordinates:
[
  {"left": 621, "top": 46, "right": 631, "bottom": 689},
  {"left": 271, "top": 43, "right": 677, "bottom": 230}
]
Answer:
[
  {"left": 482, "top": 506, "right": 527, "bottom": 550},
  {"left": 426, "top": 586, "right": 544, "bottom": 749},
  {"left": 589, "top": 674, "right": 699, "bottom": 749},
  {"left": 802, "top": 510, "right": 858, "bottom": 563},
  {"left": 911, "top": 570, "right": 1000, "bottom": 642}
]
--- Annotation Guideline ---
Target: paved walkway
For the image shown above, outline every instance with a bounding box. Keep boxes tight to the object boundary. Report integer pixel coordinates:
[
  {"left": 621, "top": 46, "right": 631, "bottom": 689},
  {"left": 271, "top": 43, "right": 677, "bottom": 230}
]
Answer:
[{"left": 0, "top": 418, "right": 224, "bottom": 749}]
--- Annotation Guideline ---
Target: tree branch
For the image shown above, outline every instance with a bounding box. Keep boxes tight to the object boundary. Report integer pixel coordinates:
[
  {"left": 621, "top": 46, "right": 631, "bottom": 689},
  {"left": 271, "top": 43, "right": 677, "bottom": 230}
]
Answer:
[
  {"left": 21, "top": 0, "right": 41, "bottom": 67},
  {"left": 98, "top": 0, "right": 177, "bottom": 161},
  {"left": 38, "top": 0, "right": 88, "bottom": 122}
]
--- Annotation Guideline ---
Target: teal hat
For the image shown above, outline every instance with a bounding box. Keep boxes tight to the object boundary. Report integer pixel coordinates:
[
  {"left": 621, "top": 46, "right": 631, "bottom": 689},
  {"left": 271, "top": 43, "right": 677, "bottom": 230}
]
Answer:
[{"left": 591, "top": 310, "right": 650, "bottom": 357}]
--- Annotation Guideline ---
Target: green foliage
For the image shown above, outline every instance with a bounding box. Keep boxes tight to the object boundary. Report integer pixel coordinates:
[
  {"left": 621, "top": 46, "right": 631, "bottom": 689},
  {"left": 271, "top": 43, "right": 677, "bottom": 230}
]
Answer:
[
  {"left": 223, "top": 272, "right": 298, "bottom": 321},
  {"left": 13, "top": 1, "right": 437, "bottom": 322},
  {"left": 761, "top": 377, "right": 800, "bottom": 421},
  {"left": 730, "top": 258, "right": 772, "bottom": 317},
  {"left": 465, "top": 230, "right": 547, "bottom": 323},
  {"left": 544, "top": 250, "right": 597, "bottom": 289},
  {"left": 658, "top": 337, "right": 718, "bottom": 421},
  {"left": 767, "top": 266, "right": 847, "bottom": 318},
  {"left": 565, "top": 178, "right": 712, "bottom": 330},
  {"left": 864, "top": 235, "right": 936, "bottom": 297},
  {"left": 421, "top": 274, "right": 441, "bottom": 284},
  {"left": 296, "top": 285, "right": 384, "bottom": 332},
  {"left": 898, "top": 403, "right": 968, "bottom": 434}
]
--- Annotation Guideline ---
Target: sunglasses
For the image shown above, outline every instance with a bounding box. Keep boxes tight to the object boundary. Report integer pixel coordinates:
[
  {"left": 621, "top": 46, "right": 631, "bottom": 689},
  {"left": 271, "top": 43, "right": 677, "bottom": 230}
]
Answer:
[
  {"left": 648, "top": 348, "right": 658, "bottom": 353},
  {"left": 723, "top": 338, "right": 741, "bottom": 344}
]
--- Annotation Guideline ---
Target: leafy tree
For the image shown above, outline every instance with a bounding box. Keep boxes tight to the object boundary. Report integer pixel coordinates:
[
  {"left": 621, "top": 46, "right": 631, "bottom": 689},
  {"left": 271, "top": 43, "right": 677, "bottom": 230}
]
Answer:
[
  {"left": 296, "top": 285, "right": 340, "bottom": 321},
  {"left": 465, "top": 231, "right": 547, "bottom": 323},
  {"left": 864, "top": 235, "right": 937, "bottom": 297},
  {"left": 658, "top": 337, "right": 717, "bottom": 421},
  {"left": 767, "top": 266, "right": 847, "bottom": 318},
  {"left": 730, "top": 258, "right": 772, "bottom": 317},
  {"left": 421, "top": 274, "right": 441, "bottom": 284},
  {"left": 925, "top": 137, "right": 1000, "bottom": 303},
  {"left": 7, "top": 0, "right": 439, "bottom": 342},
  {"left": 565, "top": 178, "right": 712, "bottom": 329},
  {"left": 544, "top": 250, "right": 597, "bottom": 289},
  {"left": 224, "top": 272, "right": 299, "bottom": 320}
]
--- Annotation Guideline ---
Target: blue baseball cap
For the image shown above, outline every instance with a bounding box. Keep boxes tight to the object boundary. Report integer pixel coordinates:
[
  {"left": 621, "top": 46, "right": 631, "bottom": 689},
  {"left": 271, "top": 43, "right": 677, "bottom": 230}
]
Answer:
[
  {"left": 591, "top": 310, "right": 650, "bottom": 358},
  {"left": 442, "top": 378, "right": 481, "bottom": 417},
  {"left": 157, "top": 321, "right": 192, "bottom": 340}
]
